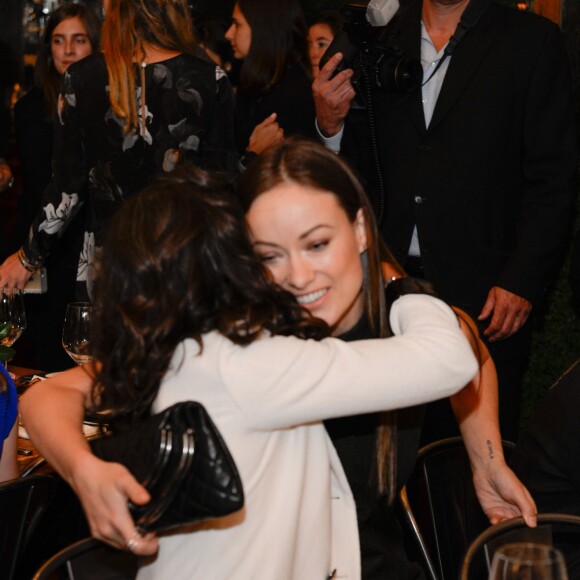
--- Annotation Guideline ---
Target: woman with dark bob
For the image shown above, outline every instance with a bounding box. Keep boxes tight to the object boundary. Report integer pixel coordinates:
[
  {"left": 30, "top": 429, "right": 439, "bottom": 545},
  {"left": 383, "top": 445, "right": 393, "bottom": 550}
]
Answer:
[
  {"left": 21, "top": 166, "right": 478, "bottom": 578},
  {"left": 225, "top": 0, "right": 316, "bottom": 160},
  {"left": 0, "top": 0, "right": 238, "bottom": 298},
  {"left": 239, "top": 138, "right": 537, "bottom": 578}
]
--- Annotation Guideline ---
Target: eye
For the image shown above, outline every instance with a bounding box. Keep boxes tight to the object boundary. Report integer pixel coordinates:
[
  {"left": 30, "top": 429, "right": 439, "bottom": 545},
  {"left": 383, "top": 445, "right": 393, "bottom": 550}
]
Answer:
[
  {"left": 75, "top": 37, "right": 88, "bottom": 45},
  {"left": 257, "top": 253, "right": 279, "bottom": 264},
  {"left": 309, "top": 239, "right": 329, "bottom": 252},
  {"left": 52, "top": 37, "right": 63, "bottom": 45}
]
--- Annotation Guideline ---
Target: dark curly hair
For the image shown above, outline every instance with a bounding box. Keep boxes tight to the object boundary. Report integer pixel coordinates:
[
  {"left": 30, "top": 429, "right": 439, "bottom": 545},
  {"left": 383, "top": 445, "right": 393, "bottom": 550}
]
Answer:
[{"left": 91, "top": 165, "right": 328, "bottom": 425}]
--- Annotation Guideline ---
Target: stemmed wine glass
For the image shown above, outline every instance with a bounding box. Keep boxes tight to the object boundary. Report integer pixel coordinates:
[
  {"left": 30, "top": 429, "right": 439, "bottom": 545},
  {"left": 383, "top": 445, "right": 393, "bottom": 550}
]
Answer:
[
  {"left": 489, "top": 543, "right": 568, "bottom": 580},
  {"left": 62, "top": 302, "right": 94, "bottom": 365},
  {"left": 0, "top": 289, "right": 27, "bottom": 352}
]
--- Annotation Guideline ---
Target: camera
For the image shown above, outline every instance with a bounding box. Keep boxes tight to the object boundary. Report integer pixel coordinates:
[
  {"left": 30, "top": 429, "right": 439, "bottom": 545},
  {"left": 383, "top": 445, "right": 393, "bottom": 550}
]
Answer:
[{"left": 319, "top": 0, "right": 422, "bottom": 97}]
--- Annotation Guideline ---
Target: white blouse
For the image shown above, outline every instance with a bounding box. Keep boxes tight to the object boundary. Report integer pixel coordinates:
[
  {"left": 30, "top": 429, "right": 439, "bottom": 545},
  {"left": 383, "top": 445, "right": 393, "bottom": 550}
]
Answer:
[{"left": 140, "top": 294, "right": 477, "bottom": 579}]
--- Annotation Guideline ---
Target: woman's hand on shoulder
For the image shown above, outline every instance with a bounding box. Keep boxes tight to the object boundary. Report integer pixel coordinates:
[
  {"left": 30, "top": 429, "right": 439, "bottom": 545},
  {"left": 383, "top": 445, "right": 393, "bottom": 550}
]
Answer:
[
  {"left": 70, "top": 452, "right": 159, "bottom": 555},
  {"left": 472, "top": 459, "right": 537, "bottom": 528}
]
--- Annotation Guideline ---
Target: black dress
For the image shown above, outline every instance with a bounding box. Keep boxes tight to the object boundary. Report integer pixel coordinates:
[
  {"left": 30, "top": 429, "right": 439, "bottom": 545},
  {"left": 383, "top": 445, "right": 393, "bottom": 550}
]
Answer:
[
  {"left": 327, "top": 313, "right": 426, "bottom": 580},
  {"left": 22, "top": 52, "right": 238, "bottom": 298},
  {"left": 234, "top": 64, "right": 316, "bottom": 155},
  {"left": 11, "top": 86, "right": 81, "bottom": 370}
]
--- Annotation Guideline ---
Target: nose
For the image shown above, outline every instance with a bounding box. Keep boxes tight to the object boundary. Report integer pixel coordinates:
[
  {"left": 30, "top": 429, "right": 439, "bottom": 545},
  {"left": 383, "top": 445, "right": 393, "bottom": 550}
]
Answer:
[
  {"left": 225, "top": 24, "right": 234, "bottom": 42},
  {"left": 64, "top": 39, "right": 75, "bottom": 55},
  {"left": 286, "top": 255, "right": 314, "bottom": 290}
]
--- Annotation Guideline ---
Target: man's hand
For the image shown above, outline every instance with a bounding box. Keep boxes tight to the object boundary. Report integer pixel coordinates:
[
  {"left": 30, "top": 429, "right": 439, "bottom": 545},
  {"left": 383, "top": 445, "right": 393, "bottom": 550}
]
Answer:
[
  {"left": 312, "top": 53, "right": 356, "bottom": 138},
  {"left": 478, "top": 286, "right": 532, "bottom": 342}
]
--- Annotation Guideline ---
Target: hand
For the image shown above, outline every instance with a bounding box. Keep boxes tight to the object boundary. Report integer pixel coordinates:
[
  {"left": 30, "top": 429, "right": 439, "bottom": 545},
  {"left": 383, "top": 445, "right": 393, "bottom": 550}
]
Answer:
[
  {"left": 247, "top": 113, "right": 284, "bottom": 155},
  {"left": 478, "top": 286, "right": 532, "bottom": 342},
  {"left": 0, "top": 252, "right": 34, "bottom": 293},
  {"left": 70, "top": 453, "right": 159, "bottom": 555},
  {"left": 472, "top": 461, "right": 537, "bottom": 527},
  {"left": 312, "top": 53, "right": 356, "bottom": 138},
  {"left": 0, "top": 163, "right": 13, "bottom": 192}
]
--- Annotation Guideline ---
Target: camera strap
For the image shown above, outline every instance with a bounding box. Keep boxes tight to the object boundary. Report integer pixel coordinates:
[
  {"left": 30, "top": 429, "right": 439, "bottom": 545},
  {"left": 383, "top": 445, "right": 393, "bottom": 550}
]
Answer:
[{"left": 422, "top": 0, "right": 492, "bottom": 86}]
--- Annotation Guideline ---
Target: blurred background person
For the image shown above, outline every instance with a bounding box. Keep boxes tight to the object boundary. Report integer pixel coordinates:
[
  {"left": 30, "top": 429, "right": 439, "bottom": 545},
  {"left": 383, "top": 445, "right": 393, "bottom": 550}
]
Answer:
[
  {"left": 9, "top": 3, "right": 101, "bottom": 371},
  {"left": 195, "top": 16, "right": 235, "bottom": 74},
  {"left": 307, "top": 10, "right": 342, "bottom": 80},
  {"left": 225, "top": 0, "right": 316, "bottom": 163},
  {"left": 0, "top": 0, "right": 238, "bottom": 300}
]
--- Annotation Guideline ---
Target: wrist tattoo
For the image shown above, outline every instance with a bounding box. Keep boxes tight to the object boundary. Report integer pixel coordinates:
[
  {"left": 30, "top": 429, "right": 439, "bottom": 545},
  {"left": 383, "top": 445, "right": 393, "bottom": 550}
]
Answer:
[{"left": 486, "top": 439, "right": 495, "bottom": 460}]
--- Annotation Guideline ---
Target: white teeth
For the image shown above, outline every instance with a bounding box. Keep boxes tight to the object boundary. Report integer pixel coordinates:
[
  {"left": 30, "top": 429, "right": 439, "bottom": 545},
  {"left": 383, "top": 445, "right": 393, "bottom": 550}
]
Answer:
[{"left": 296, "top": 289, "right": 327, "bottom": 305}]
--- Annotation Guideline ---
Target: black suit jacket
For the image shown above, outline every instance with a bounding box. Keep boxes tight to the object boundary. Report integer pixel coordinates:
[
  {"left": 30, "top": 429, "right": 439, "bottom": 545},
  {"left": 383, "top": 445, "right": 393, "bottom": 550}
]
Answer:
[{"left": 343, "top": 1, "right": 577, "bottom": 335}]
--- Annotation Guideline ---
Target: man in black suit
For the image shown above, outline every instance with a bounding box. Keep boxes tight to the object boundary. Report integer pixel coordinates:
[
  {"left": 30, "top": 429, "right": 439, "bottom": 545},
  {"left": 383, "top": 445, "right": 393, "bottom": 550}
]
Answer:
[{"left": 314, "top": 0, "right": 577, "bottom": 442}]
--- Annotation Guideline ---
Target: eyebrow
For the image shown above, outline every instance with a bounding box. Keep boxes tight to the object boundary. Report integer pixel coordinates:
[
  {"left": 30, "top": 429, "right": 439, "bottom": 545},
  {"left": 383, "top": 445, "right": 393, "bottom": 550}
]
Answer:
[
  {"left": 252, "top": 224, "right": 334, "bottom": 248},
  {"left": 52, "top": 33, "right": 89, "bottom": 39}
]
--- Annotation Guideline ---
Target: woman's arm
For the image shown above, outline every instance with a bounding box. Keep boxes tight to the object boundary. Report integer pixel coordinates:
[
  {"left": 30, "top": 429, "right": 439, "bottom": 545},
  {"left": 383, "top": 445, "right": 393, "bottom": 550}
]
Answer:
[
  {"left": 451, "top": 310, "right": 537, "bottom": 527},
  {"left": 19, "top": 365, "right": 158, "bottom": 555}
]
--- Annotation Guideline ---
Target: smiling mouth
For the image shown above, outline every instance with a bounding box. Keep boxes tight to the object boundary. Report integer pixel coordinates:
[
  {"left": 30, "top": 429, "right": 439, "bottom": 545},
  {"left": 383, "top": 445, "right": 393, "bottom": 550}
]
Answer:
[{"left": 296, "top": 288, "right": 328, "bottom": 306}]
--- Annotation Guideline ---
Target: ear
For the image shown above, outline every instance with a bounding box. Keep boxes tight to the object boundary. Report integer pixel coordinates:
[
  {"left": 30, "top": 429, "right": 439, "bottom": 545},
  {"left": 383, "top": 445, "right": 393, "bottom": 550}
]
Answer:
[{"left": 354, "top": 208, "right": 368, "bottom": 254}]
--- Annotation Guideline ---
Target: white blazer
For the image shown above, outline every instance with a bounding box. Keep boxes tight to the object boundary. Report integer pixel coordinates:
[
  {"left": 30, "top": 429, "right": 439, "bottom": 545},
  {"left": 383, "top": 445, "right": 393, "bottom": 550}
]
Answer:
[{"left": 139, "top": 295, "right": 477, "bottom": 579}]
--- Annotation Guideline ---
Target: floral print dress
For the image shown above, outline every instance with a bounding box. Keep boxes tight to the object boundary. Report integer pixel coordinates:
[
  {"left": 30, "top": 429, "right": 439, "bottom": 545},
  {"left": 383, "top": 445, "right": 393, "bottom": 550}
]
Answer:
[{"left": 22, "top": 52, "right": 238, "bottom": 298}]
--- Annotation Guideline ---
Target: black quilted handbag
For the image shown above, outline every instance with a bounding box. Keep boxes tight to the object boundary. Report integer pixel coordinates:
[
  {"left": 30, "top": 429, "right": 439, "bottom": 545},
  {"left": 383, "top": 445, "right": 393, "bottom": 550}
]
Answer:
[{"left": 90, "top": 401, "right": 244, "bottom": 533}]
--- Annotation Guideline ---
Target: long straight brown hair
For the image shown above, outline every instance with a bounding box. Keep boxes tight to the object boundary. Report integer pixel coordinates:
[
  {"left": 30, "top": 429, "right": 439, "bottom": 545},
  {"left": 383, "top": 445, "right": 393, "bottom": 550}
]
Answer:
[
  {"left": 238, "top": 138, "right": 404, "bottom": 501},
  {"left": 101, "top": 0, "right": 196, "bottom": 134}
]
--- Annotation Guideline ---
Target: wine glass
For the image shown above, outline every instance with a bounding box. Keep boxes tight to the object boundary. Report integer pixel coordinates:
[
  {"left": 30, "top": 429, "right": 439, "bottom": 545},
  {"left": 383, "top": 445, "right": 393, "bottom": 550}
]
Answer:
[
  {"left": 0, "top": 289, "right": 27, "bottom": 348},
  {"left": 62, "top": 302, "right": 94, "bottom": 365},
  {"left": 489, "top": 543, "right": 568, "bottom": 580}
]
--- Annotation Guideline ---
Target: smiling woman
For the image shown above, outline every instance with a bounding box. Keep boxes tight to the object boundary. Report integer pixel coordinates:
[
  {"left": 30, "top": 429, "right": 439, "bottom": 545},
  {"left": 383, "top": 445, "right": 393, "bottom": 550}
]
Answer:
[
  {"left": 247, "top": 182, "right": 367, "bottom": 335},
  {"left": 239, "top": 137, "right": 538, "bottom": 579}
]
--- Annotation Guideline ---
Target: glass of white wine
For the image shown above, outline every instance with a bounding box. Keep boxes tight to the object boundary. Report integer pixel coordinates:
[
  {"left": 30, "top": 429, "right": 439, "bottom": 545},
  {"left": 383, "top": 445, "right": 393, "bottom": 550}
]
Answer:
[
  {"left": 489, "top": 543, "right": 568, "bottom": 580},
  {"left": 62, "top": 302, "right": 94, "bottom": 365},
  {"left": 0, "top": 289, "right": 27, "bottom": 348}
]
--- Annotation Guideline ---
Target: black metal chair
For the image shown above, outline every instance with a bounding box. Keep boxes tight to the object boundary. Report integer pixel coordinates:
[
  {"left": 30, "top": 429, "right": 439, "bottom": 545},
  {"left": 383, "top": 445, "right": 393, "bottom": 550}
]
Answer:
[
  {"left": 460, "top": 513, "right": 580, "bottom": 580},
  {"left": 398, "top": 436, "right": 515, "bottom": 580},
  {"left": 33, "top": 537, "right": 138, "bottom": 580},
  {"left": 0, "top": 474, "right": 57, "bottom": 580}
]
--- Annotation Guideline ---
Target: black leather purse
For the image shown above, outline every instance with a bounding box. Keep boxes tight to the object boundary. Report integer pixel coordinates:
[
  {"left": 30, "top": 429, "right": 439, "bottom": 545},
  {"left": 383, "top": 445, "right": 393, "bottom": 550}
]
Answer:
[{"left": 90, "top": 401, "right": 244, "bottom": 533}]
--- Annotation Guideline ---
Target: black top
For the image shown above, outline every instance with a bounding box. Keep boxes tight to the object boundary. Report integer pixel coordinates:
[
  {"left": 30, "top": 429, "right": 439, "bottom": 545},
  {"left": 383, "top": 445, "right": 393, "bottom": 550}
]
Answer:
[
  {"left": 234, "top": 64, "right": 316, "bottom": 154},
  {"left": 327, "top": 312, "right": 426, "bottom": 580},
  {"left": 22, "top": 52, "right": 238, "bottom": 297},
  {"left": 510, "top": 360, "right": 580, "bottom": 576}
]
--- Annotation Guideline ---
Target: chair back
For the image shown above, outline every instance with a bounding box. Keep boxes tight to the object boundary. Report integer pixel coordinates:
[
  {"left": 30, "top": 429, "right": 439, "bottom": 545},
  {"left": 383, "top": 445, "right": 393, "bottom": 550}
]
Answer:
[
  {"left": 460, "top": 513, "right": 580, "bottom": 580},
  {"left": 33, "top": 537, "right": 138, "bottom": 580},
  {"left": 398, "top": 436, "right": 515, "bottom": 580},
  {"left": 0, "top": 474, "right": 57, "bottom": 580}
]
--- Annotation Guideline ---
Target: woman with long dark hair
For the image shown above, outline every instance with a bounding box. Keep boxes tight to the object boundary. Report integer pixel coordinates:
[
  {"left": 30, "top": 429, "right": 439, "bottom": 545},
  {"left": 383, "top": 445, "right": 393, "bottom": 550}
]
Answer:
[
  {"left": 21, "top": 166, "right": 477, "bottom": 578},
  {"left": 0, "top": 0, "right": 238, "bottom": 298},
  {"left": 10, "top": 3, "right": 101, "bottom": 370},
  {"left": 239, "top": 138, "right": 537, "bottom": 578},
  {"left": 225, "top": 0, "right": 316, "bottom": 159}
]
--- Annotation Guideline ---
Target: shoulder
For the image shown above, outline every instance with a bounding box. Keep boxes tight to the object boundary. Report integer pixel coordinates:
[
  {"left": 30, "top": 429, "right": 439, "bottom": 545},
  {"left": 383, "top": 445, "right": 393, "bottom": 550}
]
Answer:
[
  {"left": 64, "top": 53, "right": 108, "bottom": 91},
  {"left": 488, "top": 3, "right": 561, "bottom": 36}
]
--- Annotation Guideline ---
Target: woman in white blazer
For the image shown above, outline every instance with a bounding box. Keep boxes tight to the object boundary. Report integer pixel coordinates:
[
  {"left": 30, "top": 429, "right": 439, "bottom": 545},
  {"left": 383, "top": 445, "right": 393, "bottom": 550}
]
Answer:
[{"left": 20, "top": 167, "right": 477, "bottom": 579}]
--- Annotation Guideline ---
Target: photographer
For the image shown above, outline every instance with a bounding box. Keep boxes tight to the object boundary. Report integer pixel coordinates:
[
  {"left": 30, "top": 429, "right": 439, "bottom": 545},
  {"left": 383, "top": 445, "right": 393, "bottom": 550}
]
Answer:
[{"left": 314, "top": 0, "right": 577, "bottom": 444}]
